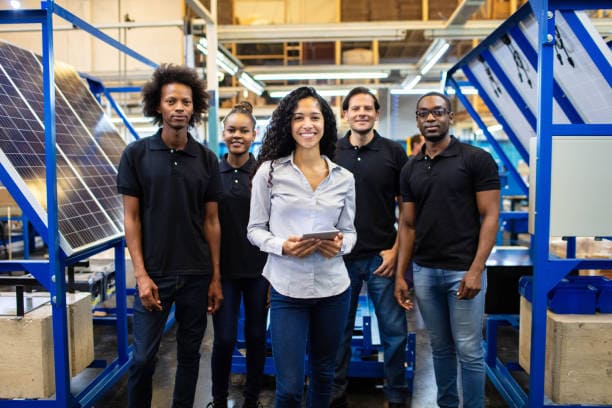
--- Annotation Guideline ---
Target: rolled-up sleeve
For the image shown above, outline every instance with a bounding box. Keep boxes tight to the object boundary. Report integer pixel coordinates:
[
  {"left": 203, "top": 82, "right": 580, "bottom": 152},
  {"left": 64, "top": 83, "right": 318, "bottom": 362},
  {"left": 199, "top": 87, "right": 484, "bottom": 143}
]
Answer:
[
  {"left": 336, "top": 173, "right": 356, "bottom": 255},
  {"left": 247, "top": 162, "right": 285, "bottom": 256}
]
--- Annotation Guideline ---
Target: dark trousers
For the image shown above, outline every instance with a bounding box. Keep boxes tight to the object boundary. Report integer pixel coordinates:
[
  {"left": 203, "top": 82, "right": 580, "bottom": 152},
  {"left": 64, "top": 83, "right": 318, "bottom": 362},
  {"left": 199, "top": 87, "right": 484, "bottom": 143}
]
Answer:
[
  {"left": 128, "top": 274, "right": 210, "bottom": 408},
  {"left": 211, "top": 276, "right": 269, "bottom": 402}
]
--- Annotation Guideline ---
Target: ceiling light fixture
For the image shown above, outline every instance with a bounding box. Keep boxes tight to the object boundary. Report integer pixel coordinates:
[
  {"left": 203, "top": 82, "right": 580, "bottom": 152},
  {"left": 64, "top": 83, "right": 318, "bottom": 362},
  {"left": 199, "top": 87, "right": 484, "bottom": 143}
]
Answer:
[
  {"left": 253, "top": 72, "right": 389, "bottom": 81},
  {"left": 238, "top": 72, "right": 265, "bottom": 96},
  {"left": 390, "top": 88, "right": 439, "bottom": 95},
  {"left": 10, "top": 0, "right": 21, "bottom": 9},
  {"left": 419, "top": 39, "right": 450, "bottom": 76},
  {"left": 269, "top": 88, "right": 377, "bottom": 98},
  {"left": 401, "top": 75, "right": 422, "bottom": 90},
  {"left": 196, "top": 38, "right": 240, "bottom": 76}
]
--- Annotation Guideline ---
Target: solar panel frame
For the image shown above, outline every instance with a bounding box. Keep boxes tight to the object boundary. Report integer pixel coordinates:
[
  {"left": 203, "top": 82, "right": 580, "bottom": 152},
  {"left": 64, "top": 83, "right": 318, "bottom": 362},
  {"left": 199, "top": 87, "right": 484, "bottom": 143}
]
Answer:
[{"left": 0, "top": 41, "right": 124, "bottom": 255}]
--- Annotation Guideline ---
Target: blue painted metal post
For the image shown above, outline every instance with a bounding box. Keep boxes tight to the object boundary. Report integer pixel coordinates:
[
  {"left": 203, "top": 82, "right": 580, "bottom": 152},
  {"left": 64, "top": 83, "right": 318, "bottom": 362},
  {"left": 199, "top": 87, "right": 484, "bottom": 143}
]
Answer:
[
  {"left": 529, "top": 2, "right": 555, "bottom": 407},
  {"left": 115, "top": 240, "right": 129, "bottom": 363},
  {"left": 208, "top": 89, "right": 219, "bottom": 154},
  {"left": 41, "top": 1, "right": 73, "bottom": 406}
]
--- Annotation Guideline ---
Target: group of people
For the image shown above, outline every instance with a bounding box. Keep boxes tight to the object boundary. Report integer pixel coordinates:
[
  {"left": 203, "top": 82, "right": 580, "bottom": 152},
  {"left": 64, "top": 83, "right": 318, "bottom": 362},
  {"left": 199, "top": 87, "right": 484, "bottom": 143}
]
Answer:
[{"left": 117, "top": 64, "right": 500, "bottom": 408}]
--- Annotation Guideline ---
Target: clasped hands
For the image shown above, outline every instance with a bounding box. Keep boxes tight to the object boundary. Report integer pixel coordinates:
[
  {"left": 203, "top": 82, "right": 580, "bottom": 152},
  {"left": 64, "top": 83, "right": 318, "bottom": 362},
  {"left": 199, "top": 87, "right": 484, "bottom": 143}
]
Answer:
[{"left": 282, "top": 233, "right": 343, "bottom": 259}]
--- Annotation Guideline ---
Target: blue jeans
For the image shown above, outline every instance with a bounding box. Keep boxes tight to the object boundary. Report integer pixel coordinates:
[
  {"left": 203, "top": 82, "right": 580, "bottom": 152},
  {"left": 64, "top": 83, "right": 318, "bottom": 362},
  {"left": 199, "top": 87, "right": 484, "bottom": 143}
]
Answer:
[
  {"left": 128, "top": 274, "right": 210, "bottom": 408},
  {"left": 333, "top": 255, "right": 409, "bottom": 403},
  {"left": 211, "top": 276, "right": 269, "bottom": 402},
  {"left": 412, "top": 264, "right": 487, "bottom": 408},
  {"left": 270, "top": 287, "right": 350, "bottom": 408}
]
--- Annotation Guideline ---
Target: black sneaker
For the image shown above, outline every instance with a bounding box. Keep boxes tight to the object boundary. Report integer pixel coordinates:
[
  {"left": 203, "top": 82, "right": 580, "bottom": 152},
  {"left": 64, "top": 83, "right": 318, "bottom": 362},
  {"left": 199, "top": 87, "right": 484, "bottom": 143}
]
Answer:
[{"left": 329, "top": 393, "right": 349, "bottom": 408}]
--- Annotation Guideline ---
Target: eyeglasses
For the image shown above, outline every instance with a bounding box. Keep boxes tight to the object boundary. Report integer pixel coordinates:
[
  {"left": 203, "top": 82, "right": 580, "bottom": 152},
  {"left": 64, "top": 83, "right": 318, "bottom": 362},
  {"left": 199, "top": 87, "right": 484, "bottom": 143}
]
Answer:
[{"left": 416, "top": 108, "right": 449, "bottom": 119}]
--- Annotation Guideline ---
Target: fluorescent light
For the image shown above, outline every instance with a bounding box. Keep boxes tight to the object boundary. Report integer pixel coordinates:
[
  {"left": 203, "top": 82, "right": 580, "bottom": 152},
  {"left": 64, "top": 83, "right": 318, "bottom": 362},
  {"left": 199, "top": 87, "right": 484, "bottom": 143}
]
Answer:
[
  {"left": 238, "top": 72, "right": 265, "bottom": 96},
  {"left": 253, "top": 72, "right": 389, "bottom": 81},
  {"left": 419, "top": 41, "right": 450, "bottom": 75},
  {"left": 269, "top": 88, "right": 375, "bottom": 98},
  {"left": 401, "top": 74, "right": 422, "bottom": 90},
  {"left": 10, "top": 0, "right": 21, "bottom": 9},
  {"left": 196, "top": 39, "right": 240, "bottom": 76},
  {"left": 445, "top": 86, "right": 478, "bottom": 95},
  {"left": 390, "top": 88, "right": 440, "bottom": 95}
]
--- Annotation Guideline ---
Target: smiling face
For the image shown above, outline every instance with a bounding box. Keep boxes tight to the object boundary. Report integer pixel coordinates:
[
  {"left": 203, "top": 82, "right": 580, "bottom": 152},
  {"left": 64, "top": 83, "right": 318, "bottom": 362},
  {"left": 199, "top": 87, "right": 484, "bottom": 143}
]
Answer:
[
  {"left": 157, "top": 82, "right": 193, "bottom": 131},
  {"left": 343, "top": 92, "right": 379, "bottom": 136},
  {"left": 291, "top": 96, "right": 324, "bottom": 152},
  {"left": 222, "top": 112, "right": 256, "bottom": 157},
  {"left": 416, "top": 94, "right": 454, "bottom": 143}
]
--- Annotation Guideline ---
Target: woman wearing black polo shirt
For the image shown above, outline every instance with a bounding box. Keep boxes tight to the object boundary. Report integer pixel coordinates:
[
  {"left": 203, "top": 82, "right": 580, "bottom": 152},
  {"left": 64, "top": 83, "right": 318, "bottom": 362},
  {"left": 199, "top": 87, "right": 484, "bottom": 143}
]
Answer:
[{"left": 208, "top": 102, "right": 268, "bottom": 408}]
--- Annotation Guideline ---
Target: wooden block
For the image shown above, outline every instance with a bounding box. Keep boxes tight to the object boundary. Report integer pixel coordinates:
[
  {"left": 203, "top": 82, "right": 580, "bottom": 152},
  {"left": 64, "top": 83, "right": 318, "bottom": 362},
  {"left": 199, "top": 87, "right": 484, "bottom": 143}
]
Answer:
[
  {"left": 519, "top": 296, "right": 612, "bottom": 404},
  {"left": 0, "top": 292, "right": 93, "bottom": 399},
  {"left": 0, "top": 305, "right": 54, "bottom": 398}
]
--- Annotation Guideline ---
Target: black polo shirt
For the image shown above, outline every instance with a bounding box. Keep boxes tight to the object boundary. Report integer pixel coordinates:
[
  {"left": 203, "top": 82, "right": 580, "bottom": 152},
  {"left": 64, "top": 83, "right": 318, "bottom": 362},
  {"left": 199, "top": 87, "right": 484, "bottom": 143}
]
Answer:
[
  {"left": 117, "top": 129, "right": 221, "bottom": 277},
  {"left": 400, "top": 136, "right": 500, "bottom": 270},
  {"left": 335, "top": 130, "right": 407, "bottom": 260},
  {"left": 218, "top": 154, "right": 267, "bottom": 279}
]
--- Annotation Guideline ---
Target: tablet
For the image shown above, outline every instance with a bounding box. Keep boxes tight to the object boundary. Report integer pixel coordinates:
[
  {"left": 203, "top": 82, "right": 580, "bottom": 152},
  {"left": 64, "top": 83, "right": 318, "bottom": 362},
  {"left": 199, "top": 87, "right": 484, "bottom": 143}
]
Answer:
[{"left": 301, "top": 230, "right": 339, "bottom": 240}]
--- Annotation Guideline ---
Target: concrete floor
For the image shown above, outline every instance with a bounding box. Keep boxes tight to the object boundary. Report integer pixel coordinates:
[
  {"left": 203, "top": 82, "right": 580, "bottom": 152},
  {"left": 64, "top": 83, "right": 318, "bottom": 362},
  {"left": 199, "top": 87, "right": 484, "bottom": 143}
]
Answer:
[{"left": 85, "top": 297, "right": 515, "bottom": 408}]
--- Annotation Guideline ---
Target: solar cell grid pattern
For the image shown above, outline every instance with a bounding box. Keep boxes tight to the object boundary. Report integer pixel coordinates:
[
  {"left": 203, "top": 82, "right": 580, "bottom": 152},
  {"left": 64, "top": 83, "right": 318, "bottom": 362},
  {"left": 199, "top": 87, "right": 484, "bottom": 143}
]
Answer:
[
  {"left": 53, "top": 62, "right": 126, "bottom": 167},
  {"left": 0, "top": 41, "right": 122, "bottom": 253}
]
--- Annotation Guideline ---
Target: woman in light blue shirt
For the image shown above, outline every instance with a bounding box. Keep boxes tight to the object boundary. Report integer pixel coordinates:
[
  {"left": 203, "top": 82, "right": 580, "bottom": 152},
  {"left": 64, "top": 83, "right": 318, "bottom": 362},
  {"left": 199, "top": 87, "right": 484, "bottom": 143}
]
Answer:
[{"left": 247, "top": 87, "right": 356, "bottom": 408}]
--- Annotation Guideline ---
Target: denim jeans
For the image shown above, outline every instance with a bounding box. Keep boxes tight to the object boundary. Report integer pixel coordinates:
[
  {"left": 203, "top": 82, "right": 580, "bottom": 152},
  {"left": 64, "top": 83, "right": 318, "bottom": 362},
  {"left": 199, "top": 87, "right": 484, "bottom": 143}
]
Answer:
[
  {"left": 270, "top": 287, "right": 350, "bottom": 408},
  {"left": 333, "top": 255, "right": 409, "bottom": 403},
  {"left": 211, "top": 276, "right": 269, "bottom": 402},
  {"left": 128, "top": 274, "right": 210, "bottom": 408},
  {"left": 412, "top": 264, "right": 487, "bottom": 408}
]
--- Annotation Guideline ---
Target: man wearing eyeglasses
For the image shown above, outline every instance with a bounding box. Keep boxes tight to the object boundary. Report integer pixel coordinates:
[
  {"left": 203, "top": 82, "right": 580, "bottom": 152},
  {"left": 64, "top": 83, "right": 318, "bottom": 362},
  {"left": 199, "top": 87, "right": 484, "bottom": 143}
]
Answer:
[
  {"left": 394, "top": 92, "right": 500, "bottom": 408},
  {"left": 331, "top": 87, "right": 409, "bottom": 408}
]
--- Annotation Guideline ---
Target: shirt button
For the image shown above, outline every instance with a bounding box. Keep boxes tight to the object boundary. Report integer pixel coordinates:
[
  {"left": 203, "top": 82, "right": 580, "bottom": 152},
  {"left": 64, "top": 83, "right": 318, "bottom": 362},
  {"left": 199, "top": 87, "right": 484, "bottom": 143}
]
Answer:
[
  {"left": 174, "top": 162, "right": 178, "bottom": 166},
  {"left": 357, "top": 157, "right": 361, "bottom": 161},
  {"left": 234, "top": 179, "right": 238, "bottom": 183},
  {"left": 234, "top": 169, "right": 238, "bottom": 173},
  {"left": 170, "top": 149, "right": 175, "bottom": 153}
]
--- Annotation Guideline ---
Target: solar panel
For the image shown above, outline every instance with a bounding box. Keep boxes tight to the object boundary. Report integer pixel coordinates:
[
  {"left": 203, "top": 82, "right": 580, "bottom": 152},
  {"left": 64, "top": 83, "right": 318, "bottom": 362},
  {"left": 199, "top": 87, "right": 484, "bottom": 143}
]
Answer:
[
  {"left": 53, "top": 61, "right": 126, "bottom": 167},
  {"left": 0, "top": 41, "right": 124, "bottom": 255}
]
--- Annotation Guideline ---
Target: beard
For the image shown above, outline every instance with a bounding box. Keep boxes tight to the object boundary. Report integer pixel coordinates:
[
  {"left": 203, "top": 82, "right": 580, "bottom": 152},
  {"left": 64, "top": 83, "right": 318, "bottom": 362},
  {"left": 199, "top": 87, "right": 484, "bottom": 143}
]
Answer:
[{"left": 423, "top": 133, "right": 446, "bottom": 143}]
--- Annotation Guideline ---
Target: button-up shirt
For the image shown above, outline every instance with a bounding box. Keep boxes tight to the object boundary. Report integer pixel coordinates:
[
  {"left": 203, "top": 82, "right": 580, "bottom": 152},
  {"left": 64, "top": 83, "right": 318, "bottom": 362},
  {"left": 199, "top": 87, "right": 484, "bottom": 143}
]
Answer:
[{"left": 247, "top": 153, "right": 356, "bottom": 298}]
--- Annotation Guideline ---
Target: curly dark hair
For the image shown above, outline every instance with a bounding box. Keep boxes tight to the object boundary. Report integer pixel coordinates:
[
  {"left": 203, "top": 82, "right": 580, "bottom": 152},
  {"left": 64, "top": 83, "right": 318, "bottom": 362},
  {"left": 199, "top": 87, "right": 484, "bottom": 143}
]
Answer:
[
  {"left": 141, "top": 63, "right": 209, "bottom": 127},
  {"left": 256, "top": 87, "right": 337, "bottom": 179}
]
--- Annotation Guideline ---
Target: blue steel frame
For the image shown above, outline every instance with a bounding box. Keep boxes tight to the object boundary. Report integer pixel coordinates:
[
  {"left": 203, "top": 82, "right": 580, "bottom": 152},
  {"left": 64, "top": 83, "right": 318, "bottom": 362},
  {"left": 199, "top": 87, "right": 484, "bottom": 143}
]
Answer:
[
  {"left": 0, "top": 1, "right": 160, "bottom": 406},
  {"left": 448, "top": 1, "right": 612, "bottom": 407},
  {"left": 229, "top": 295, "right": 417, "bottom": 391},
  {"left": 78, "top": 73, "right": 143, "bottom": 142},
  {"left": 448, "top": 78, "right": 529, "bottom": 196}
]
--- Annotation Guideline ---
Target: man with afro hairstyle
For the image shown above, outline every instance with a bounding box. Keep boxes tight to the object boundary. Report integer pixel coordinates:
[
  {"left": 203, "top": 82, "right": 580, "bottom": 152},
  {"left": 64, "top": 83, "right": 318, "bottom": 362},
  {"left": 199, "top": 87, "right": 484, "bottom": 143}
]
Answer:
[{"left": 117, "top": 63, "right": 223, "bottom": 408}]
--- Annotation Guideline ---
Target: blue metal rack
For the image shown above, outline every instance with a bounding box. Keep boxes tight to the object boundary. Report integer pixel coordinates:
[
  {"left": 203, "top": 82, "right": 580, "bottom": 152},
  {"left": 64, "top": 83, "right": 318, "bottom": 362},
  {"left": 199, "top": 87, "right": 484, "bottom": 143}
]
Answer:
[
  {"left": 230, "top": 294, "right": 416, "bottom": 391},
  {"left": 447, "top": 1, "right": 612, "bottom": 407},
  {"left": 0, "top": 1, "right": 159, "bottom": 406}
]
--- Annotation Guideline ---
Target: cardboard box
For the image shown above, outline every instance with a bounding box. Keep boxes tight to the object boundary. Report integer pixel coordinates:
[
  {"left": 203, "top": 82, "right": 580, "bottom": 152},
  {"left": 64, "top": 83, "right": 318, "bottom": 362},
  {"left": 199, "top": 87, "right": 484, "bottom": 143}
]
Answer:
[
  {"left": 519, "top": 296, "right": 612, "bottom": 404},
  {"left": 0, "top": 292, "right": 94, "bottom": 398}
]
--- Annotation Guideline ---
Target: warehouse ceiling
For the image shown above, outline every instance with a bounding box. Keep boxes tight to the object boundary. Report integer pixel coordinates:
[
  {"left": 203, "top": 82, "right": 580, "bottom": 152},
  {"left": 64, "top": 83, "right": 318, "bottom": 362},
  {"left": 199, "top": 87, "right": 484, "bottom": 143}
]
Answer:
[
  {"left": 183, "top": 0, "right": 516, "bottom": 97},
  {"left": 186, "top": 0, "right": 612, "bottom": 101}
]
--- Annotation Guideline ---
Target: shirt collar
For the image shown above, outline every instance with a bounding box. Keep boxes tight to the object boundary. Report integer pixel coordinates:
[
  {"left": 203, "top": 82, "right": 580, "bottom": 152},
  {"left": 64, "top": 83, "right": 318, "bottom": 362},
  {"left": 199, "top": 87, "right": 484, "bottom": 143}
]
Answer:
[
  {"left": 220, "top": 153, "right": 256, "bottom": 173},
  {"left": 337, "top": 130, "right": 383, "bottom": 151},
  {"left": 277, "top": 152, "right": 343, "bottom": 173},
  {"left": 415, "top": 135, "right": 459, "bottom": 160},
  {"left": 148, "top": 128, "right": 199, "bottom": 157}
]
